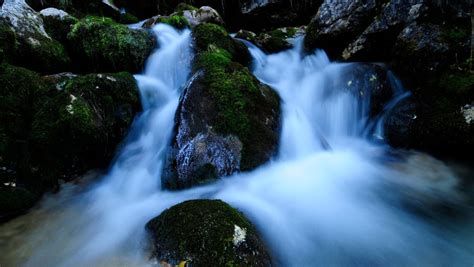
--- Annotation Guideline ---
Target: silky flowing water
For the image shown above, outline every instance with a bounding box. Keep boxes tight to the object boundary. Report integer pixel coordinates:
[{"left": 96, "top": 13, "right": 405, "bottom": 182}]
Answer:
[{"left": 0, "top": 24, "right": 473, "bottom": 267}]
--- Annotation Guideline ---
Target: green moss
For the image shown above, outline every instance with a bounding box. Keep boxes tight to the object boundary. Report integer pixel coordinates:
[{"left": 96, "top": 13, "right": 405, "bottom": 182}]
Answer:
[
  {"left": 192, "top": 23, "right": 250, "bottom": 66},
  {"left": 175, "top": 3, "right": 198, "bottom": 13},
  {"left": 29, "top": 72, "right": 139, "bottom": 190},
  {"left": 146, "top": 200, "right": 270, "bottom": 266},
  {"left": 158, "top": 15, "right": 189, "bottom": 29},
  {"left": 193, "top": 49, "right": 279, "bottom": 170},
  {"left": 117, "top": 12, "right": 139, "bottom": 24},
  {"left": 67, "top": 16, "right": 155, "bottom": 73},
  {"left": 257, "top": 28, "right": 295, "bottom": 53},
  {"left": 439, "top": 71, "right": 474, "bottom": 96},
  {"left": 442, "top": 28, "right": 468, "bottom": 44},
  {"left": 0, "top": 64, "right": 51, "bottom": 188}
]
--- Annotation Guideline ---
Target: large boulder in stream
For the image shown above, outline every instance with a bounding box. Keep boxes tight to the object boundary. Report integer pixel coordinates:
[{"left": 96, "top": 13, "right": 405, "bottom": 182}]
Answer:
[
  {"left": 0, "top": 0, "right": 71, "bottom": 73},
  {"left": 162, "top": 23, "right": 280, "bottom": 190},
  {"left": 146, "top": 199, "right": 272, "bottom": 266},
  {"left": 304, "top": 0, "right": 380, "bottom": 58},
  {"left": 0, "top": 62, "right": 140, "bottom": 196},
  {"left": 67, "top": 16, "right": 155, "bottom": 73}
]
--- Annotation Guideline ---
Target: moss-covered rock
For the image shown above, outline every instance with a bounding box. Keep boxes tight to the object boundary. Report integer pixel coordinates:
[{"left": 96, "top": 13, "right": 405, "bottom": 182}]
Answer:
[
  {"left": 146, "top": 199, "right": 272, "bottom": 267},
  {"left": 31, "top": 72, "right": 141, "bottom": 182},
  {"left": 40, "top": 7, "right": 78, "bottom": 44},
  {"left": 0, "top": 63, "right": 51, "bottom": 189},
  {"left": 0, "top": 63, "right": 140, "bottom": 208},
  {"left": 192, "top": 23, "right": 251, "bottom": 67},
  {"left": 67, "top": 16, "right": 155, "bottom": 73},
  {"left": 255, "top": 27, "right": 302, "bottom": 53},
  {"left": 1, "top": 0, "right": 71, "bottom": 73},
  {"left": 156, "top": 15, "right": 190, "bottom": 29},
  {"left": 162, "top": 23, "right": 280, "bottom": 190}
]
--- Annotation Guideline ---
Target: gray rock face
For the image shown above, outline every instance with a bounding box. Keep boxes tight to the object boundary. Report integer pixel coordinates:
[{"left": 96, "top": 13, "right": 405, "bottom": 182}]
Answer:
[
  {"left": 304, "top": 0, "right": 378, "bottom": 57},
  {"left": 342, "top": 0, "right": 429, "bottom": 61},
  {"left": 392, "top": 23, "right": 449, "bottom": 76},
  {"left": 1, "top": 0, "right": 49, "bottom": 40},
  {"left": 162, "top": 73, "right": 244, "bottom": 190},
  {"left": 182, "top": 6, "right": 224, "bottom": 27},
  {"left": 0, "top": 0, "right": 70, "bottom": 73}
]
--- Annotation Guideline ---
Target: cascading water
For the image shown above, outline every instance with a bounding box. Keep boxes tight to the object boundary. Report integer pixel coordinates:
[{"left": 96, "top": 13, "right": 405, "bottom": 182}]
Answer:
[{"left": 0, "top": 27, "right": 473, "bottom": 267}]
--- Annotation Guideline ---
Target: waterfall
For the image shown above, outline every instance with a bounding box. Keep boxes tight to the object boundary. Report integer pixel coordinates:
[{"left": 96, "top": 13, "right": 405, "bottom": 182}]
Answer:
[{"left": 0, "top": 27, "right": 473, "bottom": 267}]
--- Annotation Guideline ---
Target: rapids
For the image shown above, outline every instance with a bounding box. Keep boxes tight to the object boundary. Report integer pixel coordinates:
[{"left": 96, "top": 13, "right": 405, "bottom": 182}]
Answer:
[{"left": 0, "top": 24, "right": 473, "bottom": 267}]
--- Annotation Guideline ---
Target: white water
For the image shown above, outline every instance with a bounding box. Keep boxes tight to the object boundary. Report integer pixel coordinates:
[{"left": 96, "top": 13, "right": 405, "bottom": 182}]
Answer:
[{"left": 1, "top": 26, "right": 473, "bottom": 266}]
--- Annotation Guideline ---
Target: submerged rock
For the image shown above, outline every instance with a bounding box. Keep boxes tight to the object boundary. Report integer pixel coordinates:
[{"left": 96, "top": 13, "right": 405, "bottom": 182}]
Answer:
[
  {"left": 162, "top": 23, "right": 280, "bottom": 190},
  {"left": 0, "top": 0, "right": 71, "bottom": 73},
  {"left": 146, "top": 199, "right": 272, "bottom": 266},
  {"left": 67, "top": 16, "right": 155, "bottom": 73}
]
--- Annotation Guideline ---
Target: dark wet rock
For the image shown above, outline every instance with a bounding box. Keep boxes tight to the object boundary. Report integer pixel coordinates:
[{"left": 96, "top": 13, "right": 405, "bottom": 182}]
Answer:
[
  {"left": 67, "top": 16, "right": 155, "bottom": 73},
  {"left": 338, "top": 63, "right": 398, "bottom": 117},
  {"left": 384, "top": 93, "right": 474, "bottom": 159},
  {"left": 162, "top": 23, "right": 280, "bottom": 190},
  {"left": 0, "top": 0, "right": 71, "bottom": 73},
  {"left": 384, "top": 97, "right": 418, "bottom": 148},
  {"left": 305, "top": 0, "right": 379, "bottom": 58},
  {"left": 146, "top": 199, "right": 272, "bottom": 267},
  {"left": 391, "top": 23, "right": 450, "bottom": 85},
  {"left": 0, "top": 187, "right": 37, "bottom": 222}
]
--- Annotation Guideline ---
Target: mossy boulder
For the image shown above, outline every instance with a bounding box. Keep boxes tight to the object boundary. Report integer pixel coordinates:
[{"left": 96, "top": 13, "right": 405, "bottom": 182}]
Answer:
[
  {"left": 67, "top": 16, "right": 155, "bottom": 73},
  {"left": 40, "top": 8, "right": 78, "bottom": 44},
  {"left": 0, "top": 63, "right": 140, "bottom": 200},
  {"left": 146, "top": 199, "right": 272, "bottom": 267},
  {"left": 31, "top": 72, "right": 141, "bottom": 182},
  {"left": 1, "top": 0, "right": 71, "bottom": 73},
  {"left": 162, "top": 23, "right": 280, "bottom": 190},
  {"left": 0, "top": 63, "right": 51, "bottom": 189},
  {"left": 255, "top": 27, "right": 302, "bottom": 53},
  {"left": 192, "top": 23, "right": 251, "bottom": 67},
  {"left": 144, "top": 15, "right": 190, "bottom": 30}
]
